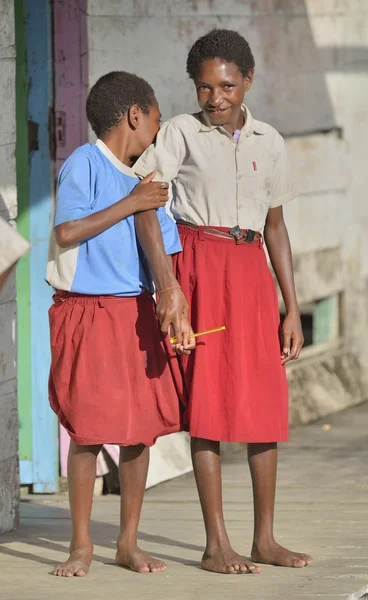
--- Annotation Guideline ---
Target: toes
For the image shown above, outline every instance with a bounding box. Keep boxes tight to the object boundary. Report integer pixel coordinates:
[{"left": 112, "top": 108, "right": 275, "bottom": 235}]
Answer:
[
  {"left": 301, "top": 554, "right": 312, "bottom": 564},
  {"left": 137, "top": 565, "right": 150, "bottom": 573},
  {"left": 150, "top": 566, "right": 166, "bottom": 573},
  {"left": 53, "top": 565, "right": 65, "bottom": 577},
  {"left": 144, "top": 559, "right": 166, "bottom": 573},
  {"left": 225, "top": 564, "right": 236, "bottom": 574},
  {"left": 239, "top": 564, "right": 249, "bottom": 573},
  {"left": 248, "top": 565, "right": 258, "bottom": 573},
  {"left": 150, "top": 562, "right": 166, "bottom": 573},
  {"left": 75, "top": 568, "right": 88, "bottom": 577},
  {"left": 292, "top": 557, "right": 307, "bottom": 568}
]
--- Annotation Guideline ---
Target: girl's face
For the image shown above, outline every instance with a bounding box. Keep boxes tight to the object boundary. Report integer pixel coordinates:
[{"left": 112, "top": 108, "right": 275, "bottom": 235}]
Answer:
[{"left": 194, "top": 58, "right": 253, "bottom": 132}]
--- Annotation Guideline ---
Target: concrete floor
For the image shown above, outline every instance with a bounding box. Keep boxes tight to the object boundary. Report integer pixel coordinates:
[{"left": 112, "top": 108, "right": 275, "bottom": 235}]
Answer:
[{"left": 1, "top": 403, "right": 368, "bottom": 600}]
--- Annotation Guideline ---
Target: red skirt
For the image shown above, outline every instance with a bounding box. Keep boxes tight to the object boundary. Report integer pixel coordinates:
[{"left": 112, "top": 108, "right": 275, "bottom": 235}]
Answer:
[
  {"left": 172, "top": 225, "right": 289, "bottom": 443},
  {"left": 48, "top": 291, "right": 181, "bottom": 446}
]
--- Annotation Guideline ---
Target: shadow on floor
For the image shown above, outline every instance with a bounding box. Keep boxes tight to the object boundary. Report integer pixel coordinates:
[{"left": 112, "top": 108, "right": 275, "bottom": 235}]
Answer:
[{"left": 0, "top": 500, "right": 204, "bottom": 571}]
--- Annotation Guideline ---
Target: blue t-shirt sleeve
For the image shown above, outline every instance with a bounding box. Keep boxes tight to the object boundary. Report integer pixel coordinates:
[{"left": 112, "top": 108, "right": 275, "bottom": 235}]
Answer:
[
  {"left": 157, "top": 207, "right": 182, "bottom": 255},
  {"left": 54, "top": 151, "right": 95, "bottom": 227}
]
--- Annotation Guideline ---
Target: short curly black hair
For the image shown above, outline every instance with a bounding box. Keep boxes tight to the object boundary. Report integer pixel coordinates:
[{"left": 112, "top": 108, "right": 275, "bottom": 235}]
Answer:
[
  {"left": 187, "top": 29, "right": 255, "bottom": 80},
  {"left": 86, "top": 71, "right": 156, "bottom": 137}
]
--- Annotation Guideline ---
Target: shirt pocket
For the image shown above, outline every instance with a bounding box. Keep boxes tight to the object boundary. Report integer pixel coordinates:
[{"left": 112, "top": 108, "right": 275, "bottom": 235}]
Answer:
[{"left": 253, "top": 151, "right": 276, "bottom": 207}]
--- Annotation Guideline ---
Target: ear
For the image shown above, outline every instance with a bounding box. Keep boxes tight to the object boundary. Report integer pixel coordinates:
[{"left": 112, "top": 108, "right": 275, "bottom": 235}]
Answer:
[
  {"left": 127, "top": 104, "right": 141, "bottom": 130},
  {"left": 244, "top": 69, "right": 254, "bottom": 93}
]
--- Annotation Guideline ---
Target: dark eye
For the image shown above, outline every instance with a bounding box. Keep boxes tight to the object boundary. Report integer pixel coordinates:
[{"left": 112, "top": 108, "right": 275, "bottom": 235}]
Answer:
[
  {"left": 223, "top": 84, "right": 234, "bottom": 89},
  {"left": 197, "top": 85, "right": 209, "bottom": 91}
]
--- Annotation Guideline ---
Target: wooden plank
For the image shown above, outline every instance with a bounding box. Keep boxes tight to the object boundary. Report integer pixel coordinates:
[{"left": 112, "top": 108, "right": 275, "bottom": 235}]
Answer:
[{"left": 26, "top": 0, "right": 58, "bottom": 493}]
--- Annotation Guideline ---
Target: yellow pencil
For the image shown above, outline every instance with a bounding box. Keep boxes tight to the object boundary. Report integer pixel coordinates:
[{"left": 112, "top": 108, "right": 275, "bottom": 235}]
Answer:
[{"left": 170, "top": 325, "right": 226, "bottom": 345}]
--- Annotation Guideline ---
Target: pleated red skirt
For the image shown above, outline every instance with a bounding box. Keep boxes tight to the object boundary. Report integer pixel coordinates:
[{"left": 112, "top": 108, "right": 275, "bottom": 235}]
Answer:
[
  {"left": 172, "top": 224, "right": 289, "bottom": 443},
  {"left": 48, "top": 291, "right": 181, "bottom": 446}
]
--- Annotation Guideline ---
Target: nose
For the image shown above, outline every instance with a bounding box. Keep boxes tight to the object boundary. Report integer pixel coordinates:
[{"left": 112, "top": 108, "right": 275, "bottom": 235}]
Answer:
[{"left": 208, "top": 87, "right": 223, "bottom": 107}]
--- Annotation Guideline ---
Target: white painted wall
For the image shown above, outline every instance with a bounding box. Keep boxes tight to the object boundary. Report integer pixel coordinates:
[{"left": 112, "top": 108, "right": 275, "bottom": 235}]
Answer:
[
  {"left": 0, "top": 0, "right": 19, "bottom": 533},
  {"left": 87, "top": 1, "right": 368, "bottom": 267}
]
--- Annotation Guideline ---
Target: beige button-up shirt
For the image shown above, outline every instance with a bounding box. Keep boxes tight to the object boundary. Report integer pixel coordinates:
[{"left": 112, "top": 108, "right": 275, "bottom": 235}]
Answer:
[
  {"left": 135, "top": 105, "right": 296, "bottom": 231},
  {"left": 0, "top": 217, "right": 30, "bottom": 276}
]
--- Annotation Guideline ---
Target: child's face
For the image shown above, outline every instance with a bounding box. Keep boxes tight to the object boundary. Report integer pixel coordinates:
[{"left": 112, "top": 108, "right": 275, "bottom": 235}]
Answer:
[
  {"left": 194, "top": 58, "right": 253, "bottom": 129},
  {"left": 136, "top": 101, "right": 161, "bottom": 156}
]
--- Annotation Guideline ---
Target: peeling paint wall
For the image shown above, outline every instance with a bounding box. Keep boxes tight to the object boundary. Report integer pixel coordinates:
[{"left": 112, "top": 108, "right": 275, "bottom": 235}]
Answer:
[
  {"left": 0, "top": 0, "right": 19, "bottom": 533},
  {"left": 87, "top": 1, "right": 368, "bottom": 425}
]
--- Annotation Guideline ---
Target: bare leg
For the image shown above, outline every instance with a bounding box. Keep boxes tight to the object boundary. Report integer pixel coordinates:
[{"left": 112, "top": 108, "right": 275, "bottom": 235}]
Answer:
[
  {"left": 115, "top": 444, "right": 166, "bottom": 573},
  {"left": 191, "top": 437, "right": 260, "bottom": 574},
  {"left": 249, "top": 442, "right": 312, "bottom": 567},
  {"left": 53, "top": 440, "right": 101, "bottom": 577}
]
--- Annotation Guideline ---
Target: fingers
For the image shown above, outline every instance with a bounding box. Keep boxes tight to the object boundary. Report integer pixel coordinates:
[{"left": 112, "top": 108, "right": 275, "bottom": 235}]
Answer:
[
  {"left": 293, "top": 336, "right": 304, "bottom": 359},
  {"left": 159, "top": 312, "right": 172, "bottom": 334},
  {"left": 281, "top": 334, "right": 304, "bottom": 364},
  {"left": 171, "top": 317, "right": 183, "bottom": 346},
  {"left": 155, "top": 184, "right": 169, "bottom": 207},
  {"left": 281, "top": 329, "right": 291, "bottom": 364},
  {"left": 183, "top": 322, "right": 196, "bottom": 351},
  {"left": 140, "top": 171, "right": 156, "bottom": 184},
  {"left": 173, "top": 321, "right": 196, "bottom": 355},
  {"left": 152, "top": 181, "right": 169, "bottom": 192}
]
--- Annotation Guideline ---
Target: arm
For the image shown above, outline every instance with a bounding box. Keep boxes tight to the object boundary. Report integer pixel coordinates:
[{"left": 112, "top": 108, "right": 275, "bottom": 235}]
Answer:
[
  {"left": 135, "top": 209, "right": 194, "bottom": 353},
  {"left": 55, "top": 172, "right": 167, "bottom": 247},
  {"left": 264, "top": 206, "right": 303, "bottom": 364},
  {"left": 134, "top": 120, "right": 194, "bottom": 351}
]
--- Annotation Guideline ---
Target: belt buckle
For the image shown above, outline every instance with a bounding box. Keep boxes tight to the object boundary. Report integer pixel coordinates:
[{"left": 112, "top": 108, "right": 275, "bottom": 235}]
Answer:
[
  {"left": 229, "top": 225, "right": 244, "bottom": 243},
  {"left": 244, "top": 229, "right": 256, "bottom": 243}
]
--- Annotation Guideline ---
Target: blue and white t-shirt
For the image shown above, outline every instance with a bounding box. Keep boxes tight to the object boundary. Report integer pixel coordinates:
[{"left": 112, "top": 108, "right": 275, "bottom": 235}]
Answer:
[{"left": 47, "top": 140, "right": 181, "bottom": 296}]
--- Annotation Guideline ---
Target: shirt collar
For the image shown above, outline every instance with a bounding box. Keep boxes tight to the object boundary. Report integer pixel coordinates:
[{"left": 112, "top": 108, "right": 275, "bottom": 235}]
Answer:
[
  {"left": 197, "top": 104, "right": 264, "bottom": 136},
  {"left": 95, "top": 139, "right": 137, "bottom": 177}
]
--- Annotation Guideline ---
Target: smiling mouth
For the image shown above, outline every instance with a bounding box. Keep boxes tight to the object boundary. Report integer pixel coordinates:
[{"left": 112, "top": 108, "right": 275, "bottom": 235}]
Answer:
[{"left": 206, "top": 107, "right": 230, "bottom": 116}]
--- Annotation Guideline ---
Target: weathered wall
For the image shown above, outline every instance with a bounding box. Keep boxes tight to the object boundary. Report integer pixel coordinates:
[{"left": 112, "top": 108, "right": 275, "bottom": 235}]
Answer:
[
  {"left": 0, "top": 0, "right": 19, "bottom": 532},
  {"left": 87, "top": 1, "right": 368, "bottom": 429}
]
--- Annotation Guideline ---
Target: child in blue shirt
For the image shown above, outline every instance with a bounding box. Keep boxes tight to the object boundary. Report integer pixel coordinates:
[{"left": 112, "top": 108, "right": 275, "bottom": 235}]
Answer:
[{"left": 47, "top": 71, "right": 194, "bottom": 577}]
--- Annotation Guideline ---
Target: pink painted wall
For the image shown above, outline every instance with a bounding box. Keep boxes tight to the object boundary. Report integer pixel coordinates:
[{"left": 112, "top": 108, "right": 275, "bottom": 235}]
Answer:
[{"left": 53, "top": 0, "right": 88, "bottom": 175}]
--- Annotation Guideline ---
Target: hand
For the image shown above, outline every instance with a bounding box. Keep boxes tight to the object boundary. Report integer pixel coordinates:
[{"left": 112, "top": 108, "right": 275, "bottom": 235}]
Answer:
[
  {"left": 156, "top": 287, "right": 196, "bottom": 355},
  {"left": 168, "top": 318, "right": 196, "bottom": 356},
  {"left": 130, "top": 171, "right": 169, "bottom": 212},
  {"left": 281, "top": 312, "right": 304, "bottom": 365}
]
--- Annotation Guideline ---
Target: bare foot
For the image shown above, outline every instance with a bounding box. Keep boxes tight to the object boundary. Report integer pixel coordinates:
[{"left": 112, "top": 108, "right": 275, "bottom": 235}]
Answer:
[
  {"left": 53, "top": 544, "right": 93, "bottom": 577},
  {"left": 251, "top": 541, "right": 312, "bottom": 568},
  {"left": 202, "top": 545, "right": 261, "bottom": 574},
  {"left": 116, "top": 545, "right": 166, "bottom": 574}
]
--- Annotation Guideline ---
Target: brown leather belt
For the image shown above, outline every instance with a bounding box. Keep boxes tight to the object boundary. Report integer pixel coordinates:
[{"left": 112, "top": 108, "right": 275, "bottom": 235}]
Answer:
[{"left": 176, "top": 220, "right": 263, "bottom": 245}]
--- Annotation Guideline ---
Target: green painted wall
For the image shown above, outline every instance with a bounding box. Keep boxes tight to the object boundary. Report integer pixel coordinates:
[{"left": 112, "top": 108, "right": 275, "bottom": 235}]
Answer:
[
  {"left": 15, "top": 0, "right": 32, "bottom": 463},
  {"left": 313, "top": 294, "right": 340, "bottom": 345}
]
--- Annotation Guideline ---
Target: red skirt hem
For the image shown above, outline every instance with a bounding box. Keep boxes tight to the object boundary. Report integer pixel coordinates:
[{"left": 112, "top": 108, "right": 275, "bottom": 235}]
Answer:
[{"left": 58, "top": 423, "right": 181, "bottom": 447}]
